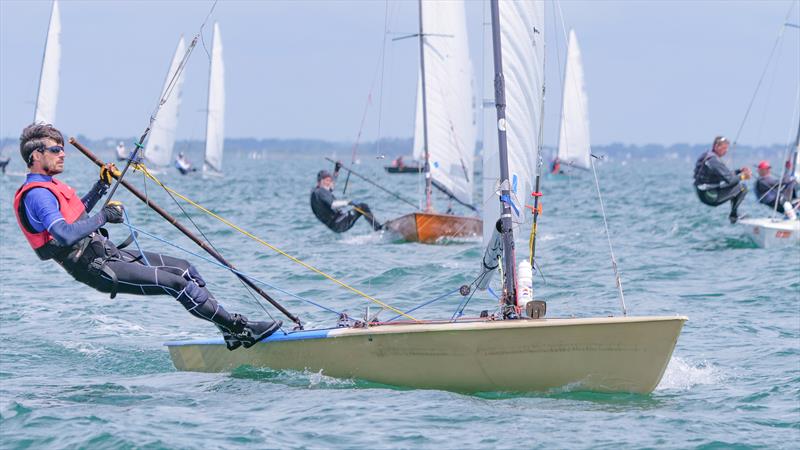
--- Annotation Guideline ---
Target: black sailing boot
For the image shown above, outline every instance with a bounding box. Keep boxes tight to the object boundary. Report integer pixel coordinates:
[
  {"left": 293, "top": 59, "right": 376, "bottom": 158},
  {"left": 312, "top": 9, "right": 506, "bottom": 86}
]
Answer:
[
  {"left": 224, "top": 314, "right": 283, "bottom": 349},
  {"left": 175, "top": 282, "right": 281, "bottom": 350}
]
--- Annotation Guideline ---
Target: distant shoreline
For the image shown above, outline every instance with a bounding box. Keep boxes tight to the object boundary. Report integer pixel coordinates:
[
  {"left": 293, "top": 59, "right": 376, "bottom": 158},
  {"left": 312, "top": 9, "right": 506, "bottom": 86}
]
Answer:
[{"left": 0, "top": 136, "right": 791, "bottom": 161}]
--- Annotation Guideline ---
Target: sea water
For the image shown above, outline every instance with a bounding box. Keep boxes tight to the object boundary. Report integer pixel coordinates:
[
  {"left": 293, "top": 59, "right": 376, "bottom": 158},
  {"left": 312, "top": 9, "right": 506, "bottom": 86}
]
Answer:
[{"left": 0, "top": 148, "right": 797, "bottom": 448}]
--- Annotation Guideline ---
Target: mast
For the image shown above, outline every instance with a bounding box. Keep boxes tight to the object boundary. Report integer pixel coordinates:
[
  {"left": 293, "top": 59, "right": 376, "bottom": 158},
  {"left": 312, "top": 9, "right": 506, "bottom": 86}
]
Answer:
[
  {"left": 489, "top": 0, "right": 517, "bottom": 315},
  {"left": 418, "top": 0, "right": 433, "bottom": 212}
]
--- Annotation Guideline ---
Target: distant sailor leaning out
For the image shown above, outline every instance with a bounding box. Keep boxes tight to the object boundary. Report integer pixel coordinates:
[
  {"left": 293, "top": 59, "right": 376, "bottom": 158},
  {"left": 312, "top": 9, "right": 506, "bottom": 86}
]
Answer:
[{"left": 693, "top": 136, "right": 751, "bottom": 224}]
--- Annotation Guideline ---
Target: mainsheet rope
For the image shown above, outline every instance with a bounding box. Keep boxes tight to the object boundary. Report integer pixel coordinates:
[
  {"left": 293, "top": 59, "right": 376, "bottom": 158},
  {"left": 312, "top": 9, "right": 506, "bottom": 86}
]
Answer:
[{"left": 127, "top": 162, "right": 417, "bottom": 321}]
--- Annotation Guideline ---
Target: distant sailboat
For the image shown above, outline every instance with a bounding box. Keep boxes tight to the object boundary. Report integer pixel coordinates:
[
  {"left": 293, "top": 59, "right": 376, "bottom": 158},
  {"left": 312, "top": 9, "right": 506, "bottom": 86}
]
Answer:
[
  {"left": 383, "top": 0, "right": 481, "bottom": 243},
  {"left": 554, "top": 29, "right": 591, "bottom": 172},
  {"left": 143, "top": 36, "right": 187, "bottom": 168},
  {"left": 738, "top": 123, "right": 800, "bottom": 247},
  {"left": 34, "top": 0, "right": 61, "bottom": 125},
  {"left": 203, "top": 22, "right": 225, "bottom": 176}
]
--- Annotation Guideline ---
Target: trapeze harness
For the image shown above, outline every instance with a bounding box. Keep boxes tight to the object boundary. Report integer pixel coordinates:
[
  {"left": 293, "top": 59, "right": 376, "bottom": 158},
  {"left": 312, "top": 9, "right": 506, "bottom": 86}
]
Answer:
[{"left": 14, "top": 178, "right": 132, "bottom": 298}]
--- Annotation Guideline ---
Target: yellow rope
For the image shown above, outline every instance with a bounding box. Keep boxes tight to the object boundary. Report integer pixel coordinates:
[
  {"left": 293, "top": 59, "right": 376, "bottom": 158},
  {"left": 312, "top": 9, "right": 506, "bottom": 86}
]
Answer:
[{"left": 131, "top": 163, "right": 417, "bottom": 321}]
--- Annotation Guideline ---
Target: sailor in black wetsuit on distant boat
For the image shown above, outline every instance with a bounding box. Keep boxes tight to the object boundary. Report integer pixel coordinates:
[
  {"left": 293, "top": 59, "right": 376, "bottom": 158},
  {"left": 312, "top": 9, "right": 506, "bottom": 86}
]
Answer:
[
  {"left": 754, "top": 160, "right": 798, "bottom": 214},
  {"left": 693, "top": 136, "right": 752, "bottom": 223},
  {"left": 13, "top": 123, "right": 280, "bottom": 351},
  {"left": 310, "top": 161, "right": 382, "bottom": 233}
]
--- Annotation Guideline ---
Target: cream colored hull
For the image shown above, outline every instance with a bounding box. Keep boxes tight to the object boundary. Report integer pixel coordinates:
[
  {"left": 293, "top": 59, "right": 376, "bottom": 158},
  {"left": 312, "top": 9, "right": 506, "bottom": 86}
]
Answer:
[
  {"left": 166, "top": 316, "right": 685, "bottom": 394},
  {"left": 738, "top": 217, "right": 800, "bottom": 248}
]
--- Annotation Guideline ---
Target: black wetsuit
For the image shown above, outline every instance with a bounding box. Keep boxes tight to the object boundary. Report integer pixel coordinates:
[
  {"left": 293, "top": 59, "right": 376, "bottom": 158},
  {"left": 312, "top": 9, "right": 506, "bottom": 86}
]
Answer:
[
  {"left": 18, "top": 175, "right": 276, "bottom": 349},
  {"left": 755, "top": 174, "right": 797, "bottom": 213},
  {"left": 310, "top": 186, "right": 380, "bottom": 233},
  {"left": 693, "top": 151, "right": 748, "bottom": 221}
]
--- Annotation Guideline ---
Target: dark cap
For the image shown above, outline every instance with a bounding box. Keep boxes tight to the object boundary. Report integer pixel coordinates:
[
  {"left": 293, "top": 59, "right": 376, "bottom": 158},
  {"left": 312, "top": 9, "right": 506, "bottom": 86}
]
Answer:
[{"left": 317, "top": 170, "right": 333, "bottom": 182}]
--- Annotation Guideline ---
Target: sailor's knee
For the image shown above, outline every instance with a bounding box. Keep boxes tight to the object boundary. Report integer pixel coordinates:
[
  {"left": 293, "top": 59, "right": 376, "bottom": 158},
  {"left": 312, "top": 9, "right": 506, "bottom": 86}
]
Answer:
[{"left": 184, "top": 264, "right": 206, "bottom": 287}]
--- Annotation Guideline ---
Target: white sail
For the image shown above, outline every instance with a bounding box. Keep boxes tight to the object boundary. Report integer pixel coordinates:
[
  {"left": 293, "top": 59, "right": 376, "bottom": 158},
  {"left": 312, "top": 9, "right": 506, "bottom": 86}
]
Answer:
[
  {"left": 144, "top": 36, "right": 186, "bottom": 167},
  {"left": 556, "top": 29, "right": 591, "bottom": 170},
  {"left": 204, "top": 23, "right": 225, "bottom": 173},
  {"left": 33, "top": 0, "right": 60, "bottom": 125},
  {"left": 482, "top": 0, "right": 545, "bottom": 245},
  {"left": 414, "top": 0, "right": 477, "bottom": 206},
  {"left": 412, "top": 71, "right": 424, "bottom": 161}
]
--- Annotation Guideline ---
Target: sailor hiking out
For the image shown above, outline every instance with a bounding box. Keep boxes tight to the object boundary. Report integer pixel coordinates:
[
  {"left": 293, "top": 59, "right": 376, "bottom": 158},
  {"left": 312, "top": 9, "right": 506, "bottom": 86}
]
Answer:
[
  {"left": 174, "top": 151, "right": 196, "bottom": 175},
  {"left": 13, "top": 123, "right": 280, "bottom": 350},
  {"left": 310, "top": 161, "right": 382, "bottom": 233},
  {"left": 693, "top": 136, "right": 752, "bottom": 223}
]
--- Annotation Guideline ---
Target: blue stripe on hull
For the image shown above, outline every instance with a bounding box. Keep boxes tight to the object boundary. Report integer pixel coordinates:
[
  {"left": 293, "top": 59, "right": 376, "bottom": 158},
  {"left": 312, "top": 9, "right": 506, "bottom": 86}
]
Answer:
[{"left": 164, "top": 328, "right": 335, "bottom": 347}]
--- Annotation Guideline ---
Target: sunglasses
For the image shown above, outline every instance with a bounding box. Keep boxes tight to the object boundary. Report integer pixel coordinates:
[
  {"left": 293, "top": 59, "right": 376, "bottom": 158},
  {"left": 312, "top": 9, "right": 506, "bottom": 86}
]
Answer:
[
  {"left": 40, "top": 145, "right": 65, "bottom": 154},
  {"left": 28, "top": 145, "right": 65, "bottom": 164}
]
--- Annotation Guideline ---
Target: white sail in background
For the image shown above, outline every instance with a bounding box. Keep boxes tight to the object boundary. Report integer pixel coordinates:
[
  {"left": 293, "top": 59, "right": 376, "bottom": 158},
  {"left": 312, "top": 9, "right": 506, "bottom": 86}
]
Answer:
[
  {"left": 204, "top": 22, "right": 225, "bottom": 173},
  {"left": 557, "top": 29, "right": 591, "bottom": 170},
  {"left": 482, "top": 0, "right": 545, "bottom": 245},
  {"left": 412, "top": 0, "right": 477, "bottom": 206},
  {"left": 144, "top": 36, "right": 186, "bottom": 167},
  {"left": 34, "top": 0, "right": 61, "bottom": 125},
  {"left": 412, "top": 71, "right": 424, "bottom": 161}
]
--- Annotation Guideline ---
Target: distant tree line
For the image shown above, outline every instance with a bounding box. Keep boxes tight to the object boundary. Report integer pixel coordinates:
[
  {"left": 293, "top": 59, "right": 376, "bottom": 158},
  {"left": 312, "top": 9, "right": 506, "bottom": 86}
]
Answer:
[{"left": 0, "top": 136, "right": 790, "bottom": 162}]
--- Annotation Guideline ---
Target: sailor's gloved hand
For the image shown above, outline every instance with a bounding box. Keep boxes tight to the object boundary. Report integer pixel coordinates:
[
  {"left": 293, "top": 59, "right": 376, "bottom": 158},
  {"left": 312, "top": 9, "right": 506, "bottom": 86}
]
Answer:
[
  {"left": 334, "top": 161, "right": 343, "bottom": 172},
  {"left": 739, "top": 167, "right": 752, "bottom": 180},
  {"left": 99, "top": 163, "right": 121, "bottom": 185},
  {"left": 102, "top": 200, "right": 125, "bottom": 224}
]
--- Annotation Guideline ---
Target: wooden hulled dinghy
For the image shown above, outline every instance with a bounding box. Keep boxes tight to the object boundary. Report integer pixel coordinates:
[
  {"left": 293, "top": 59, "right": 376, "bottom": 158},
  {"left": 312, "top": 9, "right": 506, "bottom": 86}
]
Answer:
[
  {"left": 383, "top": 211, "right": 481, "bottom": 242},
  {"left": 384, "top": 164, "right": 423, "bottom": 174}
]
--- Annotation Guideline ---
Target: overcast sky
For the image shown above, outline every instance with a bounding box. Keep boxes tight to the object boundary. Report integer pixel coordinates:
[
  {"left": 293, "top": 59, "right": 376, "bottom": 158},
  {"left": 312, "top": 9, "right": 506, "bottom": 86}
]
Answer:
[{"left": 1, "top": 0, "right": 798, "bottom": 146}]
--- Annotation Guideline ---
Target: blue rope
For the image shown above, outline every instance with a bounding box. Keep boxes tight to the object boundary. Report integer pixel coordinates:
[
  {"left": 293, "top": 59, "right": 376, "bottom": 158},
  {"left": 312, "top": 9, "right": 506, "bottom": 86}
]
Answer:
[
  {"left": 125, "top": 224, "right": 342, "bottom": 316},
  {"left": 122, "top": 209, "right": 150, "bottom": 266},
  {"left": 487, "top": 286, "right": 500, "bottom": 300},
  {"left": 385, "top": 287, "right": 461, "bottom": 322}
]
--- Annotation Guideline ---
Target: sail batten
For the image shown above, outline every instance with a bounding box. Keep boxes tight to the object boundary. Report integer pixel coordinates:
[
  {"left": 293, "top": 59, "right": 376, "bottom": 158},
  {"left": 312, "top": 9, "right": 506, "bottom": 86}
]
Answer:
[
  {"left": 412, "top": 0, "right": 476, "bottom": 207},
  {"left": 557, "top": 29, "right": 591, "bottom": 170},
  {"left": 144, "top": 37, "right": 187, "bottom": 167},
  {"left": 204, "top": 22, "right": 225, "bottom": 173},
  {"left": 482, "top": 0, "right": 545, "bottom": 247},
  {"left": 34, "top": 0, "right": 61, "bottom": 125}
]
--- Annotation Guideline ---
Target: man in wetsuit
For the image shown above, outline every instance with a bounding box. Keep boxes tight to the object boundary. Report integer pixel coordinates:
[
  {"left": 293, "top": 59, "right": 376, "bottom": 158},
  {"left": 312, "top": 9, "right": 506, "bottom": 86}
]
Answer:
[
  {"left": 310, "top": 162, "right": 382, "bottom": 233},
  {"left": 693, "top": 136, "right": 752, "bottom": 223},
  {"left": 754, "top": 160, "right": 798, "bottom": 214},
  {"left": 13, "top": 123, "right": 280, "bottom": 350}
]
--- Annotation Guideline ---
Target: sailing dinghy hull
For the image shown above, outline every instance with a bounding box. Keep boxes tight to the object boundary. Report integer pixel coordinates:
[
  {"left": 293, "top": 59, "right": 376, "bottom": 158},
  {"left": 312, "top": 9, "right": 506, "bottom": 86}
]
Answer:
[
  {"left": 384, "top": 212, "right": 481, "bottom": 243},
  {"left": 384, "top": 165, "right": 423, "bottom": 174},
  {"left": 166, "top": 316, "right": 686, "bottom": 394},
  {"left": 737, "top": 217, "right": 800, "bottom": 248}
]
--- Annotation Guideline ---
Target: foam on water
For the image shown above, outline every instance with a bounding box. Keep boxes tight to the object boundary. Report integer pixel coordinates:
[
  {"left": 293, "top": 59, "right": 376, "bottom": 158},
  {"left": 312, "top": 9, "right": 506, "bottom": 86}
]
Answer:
[{"left": 656, "top": 357, "right": 724, "bottom": 391}]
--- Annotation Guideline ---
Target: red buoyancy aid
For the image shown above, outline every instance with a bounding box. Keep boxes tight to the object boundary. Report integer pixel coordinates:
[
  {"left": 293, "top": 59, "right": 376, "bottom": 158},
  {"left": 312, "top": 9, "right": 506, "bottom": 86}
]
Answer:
[{"left": 13, "top": 177, "right": 86, "bottom": 250}]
